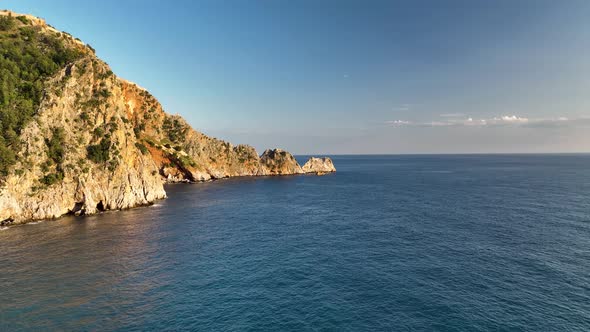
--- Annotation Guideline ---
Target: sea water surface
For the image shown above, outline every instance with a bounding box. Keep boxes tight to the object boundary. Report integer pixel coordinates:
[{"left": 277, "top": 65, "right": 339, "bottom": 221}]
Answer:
[{"left": 0, "top": 155, "right": 589, "bottom": 331}]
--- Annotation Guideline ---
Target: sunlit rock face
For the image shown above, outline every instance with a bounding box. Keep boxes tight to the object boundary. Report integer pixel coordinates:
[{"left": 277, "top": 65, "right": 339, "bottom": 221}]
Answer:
[
  {"left": 259, "top": 149, "right": 304, "bottom": 175},
  {"left": 0, "top": 57, "right": 167, "bottom": 225},
  {"left": 302, "top": 157, "right": 336, "bottom": 174}
]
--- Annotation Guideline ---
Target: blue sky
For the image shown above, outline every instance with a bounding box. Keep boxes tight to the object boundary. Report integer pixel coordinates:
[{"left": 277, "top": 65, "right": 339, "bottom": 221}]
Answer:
[{"left": 4, "top": 0, "right": 590, "bottom": 154}]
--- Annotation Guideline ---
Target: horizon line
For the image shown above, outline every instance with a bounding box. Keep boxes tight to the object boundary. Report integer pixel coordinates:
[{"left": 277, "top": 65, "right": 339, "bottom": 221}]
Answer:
[{"left": 295, "top": 152, "right": 590, "bottom": 156}]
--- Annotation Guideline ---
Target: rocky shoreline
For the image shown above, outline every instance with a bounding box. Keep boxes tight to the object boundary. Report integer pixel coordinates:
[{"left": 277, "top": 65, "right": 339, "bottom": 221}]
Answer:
[{"left": 0, "top": 163, "right": 335, "bottom": 228}]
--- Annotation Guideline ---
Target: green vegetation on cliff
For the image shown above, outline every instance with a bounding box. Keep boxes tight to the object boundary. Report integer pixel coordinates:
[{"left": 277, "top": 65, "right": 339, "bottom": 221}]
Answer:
[
  {"left": 0, "top": 14, "right": 84, "bottom": 177},
  {"left": 87, "top": 137, "right": 111, "bottom": 164},
  {"left": 40, "top": 127, "right": 65, "bottom": 185},
  {"left": 162, "top": 117, "right": 188, "bottom": 144}
]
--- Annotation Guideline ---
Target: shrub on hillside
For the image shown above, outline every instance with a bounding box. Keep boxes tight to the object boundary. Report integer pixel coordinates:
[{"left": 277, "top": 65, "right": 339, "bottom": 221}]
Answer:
[
  {"left": 87, "top": 137, "right": 111, "bottom": 163},
  {"left": 135, "top": 142, "right": 149, "bottom": 155}
]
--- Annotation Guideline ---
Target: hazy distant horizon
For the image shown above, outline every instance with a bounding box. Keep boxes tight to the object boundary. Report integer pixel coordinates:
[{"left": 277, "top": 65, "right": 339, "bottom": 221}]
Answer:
[
  {"left": 4, "top": 0, "right": 590, "bottom": 154},
  {"left": 292, "top": 152, "right": 590, "bottom": 156}
]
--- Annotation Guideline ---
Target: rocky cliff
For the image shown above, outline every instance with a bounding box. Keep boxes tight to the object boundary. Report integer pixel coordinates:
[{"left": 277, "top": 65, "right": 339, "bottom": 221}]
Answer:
[{"left": 0, "top": 10, "right": 334, "bottom": 226}]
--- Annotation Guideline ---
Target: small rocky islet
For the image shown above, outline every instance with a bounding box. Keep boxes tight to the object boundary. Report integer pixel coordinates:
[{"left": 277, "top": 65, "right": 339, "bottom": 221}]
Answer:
[{"left": 0, "top": 10, "right": 335, "bottom": 226}]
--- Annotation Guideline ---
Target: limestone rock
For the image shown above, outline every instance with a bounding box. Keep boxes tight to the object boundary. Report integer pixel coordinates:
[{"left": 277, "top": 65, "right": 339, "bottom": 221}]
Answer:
[
  {"left": 259, "top": 149, "right": 304, "bottom": 175},
  {"left": 302, "top": 157, "right": 336, "bottom": 174}
]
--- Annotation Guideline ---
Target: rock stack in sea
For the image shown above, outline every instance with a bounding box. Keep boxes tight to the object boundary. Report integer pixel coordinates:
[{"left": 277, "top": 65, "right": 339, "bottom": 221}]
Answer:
[{"left": 302, "top": 157, "right": 337, "bottom": 174}]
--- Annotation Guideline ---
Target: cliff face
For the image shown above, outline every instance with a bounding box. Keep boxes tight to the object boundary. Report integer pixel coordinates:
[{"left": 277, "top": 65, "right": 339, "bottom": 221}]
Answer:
[
  {"left": 0, "top": 10, "right": 335, "bottom": 226},
  {"left": 121, "top": 81, "right": 271, "bottom": 181},
  {"left": 0, "top": 57, "right": 167, "bottom": 224}
]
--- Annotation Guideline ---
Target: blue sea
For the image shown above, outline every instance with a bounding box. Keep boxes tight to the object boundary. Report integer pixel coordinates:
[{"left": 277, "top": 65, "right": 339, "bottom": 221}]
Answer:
[{"left": 1, "top": 155, "right": 589, "bottom": 331}]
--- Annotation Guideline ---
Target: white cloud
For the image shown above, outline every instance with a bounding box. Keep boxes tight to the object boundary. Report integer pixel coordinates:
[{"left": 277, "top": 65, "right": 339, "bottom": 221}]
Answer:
[
  {"left": 385, "top": 120, "right": 411, "bottom": 126},
  {"left": 385, "top": 115, "right": 588, "bottom": 128},
  {"left": 492, "top": 115, "right": 529, "bottom": 123},
  {"left": 463, "top": 117, "right": 488, "bottom": 126},
  {"left": 521, "top": 116, "right": 590, "bottom": 128}
]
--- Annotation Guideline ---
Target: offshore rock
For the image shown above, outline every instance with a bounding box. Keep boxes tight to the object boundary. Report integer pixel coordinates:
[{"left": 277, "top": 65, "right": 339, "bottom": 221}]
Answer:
[
  {"left": 259, "top": 149, "right": 304, "bottom": 175},
  {"left": 302, "top": 157, "right": 336, "bottom": 174}
]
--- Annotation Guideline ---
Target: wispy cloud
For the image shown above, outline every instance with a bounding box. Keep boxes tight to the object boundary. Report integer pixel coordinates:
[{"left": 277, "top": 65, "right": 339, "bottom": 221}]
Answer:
[
  {"left": 385, "top": 115, "right": 589, "bottom": 128},
  {"left": 520, "top": 117, "right": 590, "bottom": 128},
  {"left": 493, "top": 115, "right": 529, "bottom": 123}
]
